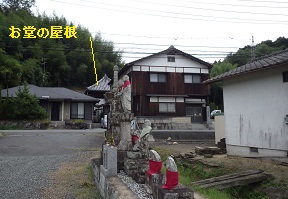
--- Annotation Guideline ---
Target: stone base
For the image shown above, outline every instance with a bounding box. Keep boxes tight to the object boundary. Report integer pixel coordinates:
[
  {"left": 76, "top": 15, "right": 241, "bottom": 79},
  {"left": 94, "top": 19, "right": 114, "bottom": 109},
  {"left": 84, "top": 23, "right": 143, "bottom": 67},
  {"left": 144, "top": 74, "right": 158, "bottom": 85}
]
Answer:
[
  {"left": 155, "top": 184, "right": 194, "bottom": 199},
  {"left": 146, "top": 173, "right": 164, "bottom": 197},
  {"left": 102, "top": 145, "right": 118, "bottom": 176},
  {"left": 91, "top": 158, "right": 102, "bottom": 188},
  {"left": 124, "top": 158, "right": 149, "bottom": 184},
  {"left": 117, "top": 150, "right": 127, "bottom": 172}
]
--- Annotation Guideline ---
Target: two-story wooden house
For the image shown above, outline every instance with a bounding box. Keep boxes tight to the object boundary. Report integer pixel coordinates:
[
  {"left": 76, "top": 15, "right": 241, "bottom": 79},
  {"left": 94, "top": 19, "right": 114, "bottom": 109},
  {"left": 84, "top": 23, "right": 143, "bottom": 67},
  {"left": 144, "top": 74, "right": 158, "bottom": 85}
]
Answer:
[{"left": 118, "top": 46, "right": 212, "bottom": 123}]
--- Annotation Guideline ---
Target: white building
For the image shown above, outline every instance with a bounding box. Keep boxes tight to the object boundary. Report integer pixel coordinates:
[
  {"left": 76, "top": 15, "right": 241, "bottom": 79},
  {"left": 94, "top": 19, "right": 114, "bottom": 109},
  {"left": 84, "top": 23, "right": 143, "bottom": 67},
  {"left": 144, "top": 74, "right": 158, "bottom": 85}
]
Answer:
[{"left": 204, "top": 50, "right": 288, "bottom": 157}]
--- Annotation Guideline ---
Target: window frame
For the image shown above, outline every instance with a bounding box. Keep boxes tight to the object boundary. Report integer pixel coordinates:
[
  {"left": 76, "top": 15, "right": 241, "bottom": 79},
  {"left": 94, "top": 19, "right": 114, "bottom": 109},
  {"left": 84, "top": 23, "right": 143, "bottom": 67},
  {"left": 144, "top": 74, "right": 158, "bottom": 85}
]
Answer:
[
  {"left": 150, "top": 73, "right": 167, "bottom": 83},
  {"left": 184, "top": 74, "right": 201, "bottom": 84},
  {"left": 71, "top": 102, "right": 85, "bottom": 119},
  {"left": 167, "top": 56, "right": 175, "bottom": 62},
  {"left": 159, "top": 102, "right": 176, "bottom": 113}
]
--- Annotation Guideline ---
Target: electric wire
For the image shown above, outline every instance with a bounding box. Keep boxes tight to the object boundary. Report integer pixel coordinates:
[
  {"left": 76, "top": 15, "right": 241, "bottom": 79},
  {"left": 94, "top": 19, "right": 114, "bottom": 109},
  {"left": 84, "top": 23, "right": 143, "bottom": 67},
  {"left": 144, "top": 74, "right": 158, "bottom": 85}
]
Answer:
[
  {"left": 47, "top": 0, "right": 288, "bottom": 25},
  {"left": 78, "top": 0, "right": 288, "bottom": 17}
]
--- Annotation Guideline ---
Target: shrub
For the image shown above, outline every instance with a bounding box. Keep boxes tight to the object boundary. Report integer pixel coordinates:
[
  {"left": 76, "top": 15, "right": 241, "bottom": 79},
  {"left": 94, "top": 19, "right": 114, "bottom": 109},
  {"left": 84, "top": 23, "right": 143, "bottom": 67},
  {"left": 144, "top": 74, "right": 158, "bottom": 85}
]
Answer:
[
  {"left": 0, "top": 83, "right": 48, "bottom": 120},
  {"left": 14, "top": 83, "right": 48, "bottom": 120}
]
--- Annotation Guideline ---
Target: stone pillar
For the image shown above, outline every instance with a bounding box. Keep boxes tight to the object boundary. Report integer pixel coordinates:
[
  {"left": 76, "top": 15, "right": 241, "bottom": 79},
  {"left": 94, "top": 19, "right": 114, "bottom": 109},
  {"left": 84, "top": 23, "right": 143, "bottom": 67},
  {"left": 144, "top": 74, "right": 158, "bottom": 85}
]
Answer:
[
  {"left": 112, "top": 65, "right": 119, "bottom": 93},
  {"left": 99, "top": 145, "right": 117, "bottom": 197},
  {"left": 118, "top": 112, "right": 134, "bottom": 150},
  {"left": 206, "top": 106, "right": 211, "bottom": 124}
]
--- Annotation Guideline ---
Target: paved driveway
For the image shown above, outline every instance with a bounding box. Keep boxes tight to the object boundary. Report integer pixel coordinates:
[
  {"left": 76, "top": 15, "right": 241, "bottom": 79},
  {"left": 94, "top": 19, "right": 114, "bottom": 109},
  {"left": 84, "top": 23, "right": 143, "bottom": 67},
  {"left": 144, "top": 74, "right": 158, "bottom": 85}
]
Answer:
[{"left": 0, "top": 129, "right": 105, "bottom": 199}]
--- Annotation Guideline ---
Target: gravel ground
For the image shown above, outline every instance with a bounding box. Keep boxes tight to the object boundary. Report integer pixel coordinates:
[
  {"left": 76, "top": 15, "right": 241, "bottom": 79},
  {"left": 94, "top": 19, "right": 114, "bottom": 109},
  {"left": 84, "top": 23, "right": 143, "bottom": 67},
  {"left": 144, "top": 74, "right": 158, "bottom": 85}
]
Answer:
[
  {"left": 0, "top": 153, "right": 86, "bottom": 199},
  {"left": 118, "top": 170, "right": 153, "bottom": 199}
]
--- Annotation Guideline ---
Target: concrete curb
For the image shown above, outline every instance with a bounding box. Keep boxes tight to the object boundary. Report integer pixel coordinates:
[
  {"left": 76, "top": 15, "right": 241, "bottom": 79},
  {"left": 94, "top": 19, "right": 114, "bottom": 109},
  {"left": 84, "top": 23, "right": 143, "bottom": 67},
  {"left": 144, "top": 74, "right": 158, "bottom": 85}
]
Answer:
[{"left": 91, "top": 158, "right": 138, "bottom": 199}]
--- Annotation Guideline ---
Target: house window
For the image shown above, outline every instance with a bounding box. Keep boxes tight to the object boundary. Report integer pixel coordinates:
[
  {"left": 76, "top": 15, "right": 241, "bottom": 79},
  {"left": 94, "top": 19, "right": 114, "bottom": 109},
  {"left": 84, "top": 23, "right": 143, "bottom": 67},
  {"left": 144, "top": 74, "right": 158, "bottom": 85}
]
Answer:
[
  {"left": 184, "top": 74, "right": 201, "bottom": 83},
  {"left": 168, "top": 56, "right": 175, "bottom": 62},
  {"left": 150, "top": 73, "right": 166, "bottom": 82},
  {"left": 283, "top": 71, "right": 288, "bottom": 82},
  {"left": 71, "top": 102, "right": 84, "bottom": 119},
  {"left": 159, "top": 103, "right": 176, "bottom": 113}
]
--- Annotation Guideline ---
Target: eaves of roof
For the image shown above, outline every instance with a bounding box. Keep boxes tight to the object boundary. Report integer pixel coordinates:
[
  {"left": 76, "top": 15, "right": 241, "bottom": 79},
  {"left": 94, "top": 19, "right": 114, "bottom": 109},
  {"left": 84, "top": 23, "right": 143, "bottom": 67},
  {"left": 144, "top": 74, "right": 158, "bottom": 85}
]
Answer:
[{"left": 203, "top": 49, "right": 288, "bottom": 84}]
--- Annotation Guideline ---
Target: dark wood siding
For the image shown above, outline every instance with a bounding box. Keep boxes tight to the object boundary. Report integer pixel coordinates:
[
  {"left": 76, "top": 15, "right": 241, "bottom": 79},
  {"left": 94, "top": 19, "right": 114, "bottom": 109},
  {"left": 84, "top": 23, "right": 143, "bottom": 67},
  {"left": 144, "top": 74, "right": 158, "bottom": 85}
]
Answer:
[
  {"left": 130, "top": 71, "right": 209, "bottom": 96},
  {"left": 184, "top": 74, "right": 210, "bottom": 95},
  {"left": 130, "top": 71, "right": 210, "bottom": 116}
]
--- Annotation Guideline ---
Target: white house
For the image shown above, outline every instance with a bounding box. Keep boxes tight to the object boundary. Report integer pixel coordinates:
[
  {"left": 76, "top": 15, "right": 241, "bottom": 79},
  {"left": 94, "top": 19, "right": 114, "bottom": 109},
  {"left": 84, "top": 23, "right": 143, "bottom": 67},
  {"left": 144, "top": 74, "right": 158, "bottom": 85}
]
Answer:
[{"left": 204, "top": 49, "right": 288, "bottom": 157}]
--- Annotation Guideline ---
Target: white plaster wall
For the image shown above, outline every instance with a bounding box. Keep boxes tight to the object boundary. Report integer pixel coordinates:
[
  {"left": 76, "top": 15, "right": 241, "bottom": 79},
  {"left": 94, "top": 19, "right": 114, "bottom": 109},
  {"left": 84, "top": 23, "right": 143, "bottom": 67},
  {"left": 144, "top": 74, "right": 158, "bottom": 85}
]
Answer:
[
  {"left": 135, "top": 54, "right": 209, "bottom": 69},
  {"left": 64, "top": 101, "right": 70, "bottom": 120},
  {"left": 215, "top": 115, "right": 225, "bottom": 144},
  {"left": 223, "top": 65, "right": 288, "bottom": 156}
]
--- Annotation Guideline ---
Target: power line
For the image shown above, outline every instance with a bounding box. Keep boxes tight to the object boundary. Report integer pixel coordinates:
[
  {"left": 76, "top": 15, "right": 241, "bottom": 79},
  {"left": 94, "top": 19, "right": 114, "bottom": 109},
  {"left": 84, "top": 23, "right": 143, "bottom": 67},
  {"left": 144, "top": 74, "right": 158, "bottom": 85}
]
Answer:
[
  {"left": 79, "top": 0, "right": 288, "bottom": 17},
  {"left": 48, "top": 0, "right": 288, "bottom": 25},
  {"left": 4, "top": 45, "right": 234, "bottom": 55},
  {"left": 232, "top": 0, "right": 288, "bottom": 4}
]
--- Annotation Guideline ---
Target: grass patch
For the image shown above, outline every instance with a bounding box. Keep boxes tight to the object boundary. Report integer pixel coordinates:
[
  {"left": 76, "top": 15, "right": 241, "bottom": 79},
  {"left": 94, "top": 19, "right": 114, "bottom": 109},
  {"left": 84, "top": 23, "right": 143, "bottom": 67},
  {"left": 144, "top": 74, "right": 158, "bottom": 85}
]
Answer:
[
  {"left": 152, "top": 146, "right": 177, "bottom": 162},
  {"left": 194, "top": 187, "right": 231, "bottom": 199},
  {"left": 0, "top": 132, "right": 8, "bottom": 138},
  {"left": 152, "top": 144, "right": 288, "bottom": 199},
  {"left": 42, "top": 152, "right": 100, "bottom": 199}
]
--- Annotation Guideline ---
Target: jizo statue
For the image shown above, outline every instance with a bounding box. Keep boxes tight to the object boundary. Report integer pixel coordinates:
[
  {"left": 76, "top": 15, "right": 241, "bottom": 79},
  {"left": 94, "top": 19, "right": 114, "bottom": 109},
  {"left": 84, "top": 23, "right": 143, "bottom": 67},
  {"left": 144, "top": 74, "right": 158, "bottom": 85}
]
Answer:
[{"left": 116, "top": 75, "right": 131, "bottom": 112}]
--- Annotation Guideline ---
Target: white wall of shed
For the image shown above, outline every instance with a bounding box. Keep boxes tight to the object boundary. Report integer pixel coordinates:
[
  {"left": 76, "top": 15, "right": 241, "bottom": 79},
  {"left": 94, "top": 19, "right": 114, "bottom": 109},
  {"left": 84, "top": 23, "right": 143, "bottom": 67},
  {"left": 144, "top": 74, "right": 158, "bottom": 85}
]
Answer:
[{"left": 223, "top": 65, "right": 288, "bottom": 157}]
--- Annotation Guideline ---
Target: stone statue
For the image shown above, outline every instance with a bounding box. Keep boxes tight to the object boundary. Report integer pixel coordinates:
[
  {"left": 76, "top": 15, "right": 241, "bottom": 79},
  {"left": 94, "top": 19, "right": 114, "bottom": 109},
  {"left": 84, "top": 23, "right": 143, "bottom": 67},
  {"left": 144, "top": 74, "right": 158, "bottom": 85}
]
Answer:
[
  {"left": 133, "top": 119, "right": 152, "bottom": 151},
  {"left": 127, "top": 119, "right": 153, "bottom": 159},
  {"left": 162, "top": 156, "right": 178, "bottom": 190},
  {"left": 147, "top": 150, "right": 162, "bottom": 177},
  {"left": 116, "top": 75, "right": 131, "bottom": 112}
]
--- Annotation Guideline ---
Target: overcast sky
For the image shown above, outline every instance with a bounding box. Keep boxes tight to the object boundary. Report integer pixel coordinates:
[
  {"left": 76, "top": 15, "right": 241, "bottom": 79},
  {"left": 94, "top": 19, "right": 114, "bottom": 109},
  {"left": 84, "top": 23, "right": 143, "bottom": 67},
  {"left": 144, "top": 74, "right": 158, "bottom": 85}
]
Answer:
[{"left": 32, "top": 0, "right": 288, "bottom": 64}]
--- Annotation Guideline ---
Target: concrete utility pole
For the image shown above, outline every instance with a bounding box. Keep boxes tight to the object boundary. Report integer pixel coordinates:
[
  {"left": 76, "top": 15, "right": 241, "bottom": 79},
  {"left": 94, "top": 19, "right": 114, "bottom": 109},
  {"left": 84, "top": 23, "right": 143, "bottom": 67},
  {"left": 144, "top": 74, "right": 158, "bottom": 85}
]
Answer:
[
  {"left": 251, "top": 36, "right": 256, "bottom": 61},
  {"left": 41, "top": 57, "right": 48, "bottom": 85}
]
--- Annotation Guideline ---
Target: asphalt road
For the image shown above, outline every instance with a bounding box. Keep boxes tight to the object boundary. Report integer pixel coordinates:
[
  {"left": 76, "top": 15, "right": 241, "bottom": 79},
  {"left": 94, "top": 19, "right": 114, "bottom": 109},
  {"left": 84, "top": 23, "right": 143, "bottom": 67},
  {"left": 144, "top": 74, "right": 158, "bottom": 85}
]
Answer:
[{"left": 0, "top": 129, "right": 105, "bottom": 198}]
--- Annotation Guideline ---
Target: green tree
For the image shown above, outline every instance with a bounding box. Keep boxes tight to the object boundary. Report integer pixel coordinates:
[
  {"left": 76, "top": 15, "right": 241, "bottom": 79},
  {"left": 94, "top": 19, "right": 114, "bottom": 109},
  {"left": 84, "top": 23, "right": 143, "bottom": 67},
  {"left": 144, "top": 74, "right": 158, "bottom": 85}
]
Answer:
[
  {"left": 210, "top": 60, "right": 237, "bottom": 110},
  {"left": 14, "top": 83, "right": 48, "bottom": 120},
  {"left": 2, "top": 0, "right": 35, "bottom": 12},
  {"left": 0, "top": 49, "right": 23, "bottom": 88}
]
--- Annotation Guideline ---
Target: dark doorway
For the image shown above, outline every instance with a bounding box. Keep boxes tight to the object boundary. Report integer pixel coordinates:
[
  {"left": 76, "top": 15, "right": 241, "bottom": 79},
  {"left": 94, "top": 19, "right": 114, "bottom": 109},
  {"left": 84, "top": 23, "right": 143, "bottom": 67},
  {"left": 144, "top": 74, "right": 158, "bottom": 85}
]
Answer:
[
  {"left": 186, "top": 106, "right": 202, "bottom": 123},
  {"left": 51, "top": 102, "right": 61, "bottom": 121}
]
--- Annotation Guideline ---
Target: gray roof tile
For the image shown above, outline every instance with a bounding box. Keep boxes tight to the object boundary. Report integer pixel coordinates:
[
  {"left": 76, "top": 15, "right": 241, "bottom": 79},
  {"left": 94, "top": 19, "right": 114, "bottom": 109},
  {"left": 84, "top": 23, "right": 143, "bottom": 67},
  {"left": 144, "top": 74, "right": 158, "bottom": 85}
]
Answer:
[
  {"left": 1, "top": 85, "right": 99, "bottom": 102},
  {"left": 203, "top": 49, "right": 288, "bottom": 84},
  {"left": 86, "top": 74, "right": 111, "bottom": 91}
]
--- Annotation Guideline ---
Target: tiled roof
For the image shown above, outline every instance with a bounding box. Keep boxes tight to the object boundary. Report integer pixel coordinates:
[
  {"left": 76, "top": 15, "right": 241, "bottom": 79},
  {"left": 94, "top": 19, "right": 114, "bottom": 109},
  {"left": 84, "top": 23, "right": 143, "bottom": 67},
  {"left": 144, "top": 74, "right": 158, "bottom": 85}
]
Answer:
[
  {"left": 1, "top": 84, "right": 99, "bottom": 102},
  {"left": 86, "top": 74, "right": 111, "bottom": 91},
  {"left": 203, "top": 49, "right": 288, "bottom": 84}
]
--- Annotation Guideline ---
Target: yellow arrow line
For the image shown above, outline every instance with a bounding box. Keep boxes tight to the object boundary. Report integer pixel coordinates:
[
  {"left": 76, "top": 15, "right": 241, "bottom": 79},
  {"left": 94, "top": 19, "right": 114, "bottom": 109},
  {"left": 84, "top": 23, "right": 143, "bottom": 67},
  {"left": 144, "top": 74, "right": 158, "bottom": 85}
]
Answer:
[{"left": 90, "top": 36, "right": 98, "bottom": 85}]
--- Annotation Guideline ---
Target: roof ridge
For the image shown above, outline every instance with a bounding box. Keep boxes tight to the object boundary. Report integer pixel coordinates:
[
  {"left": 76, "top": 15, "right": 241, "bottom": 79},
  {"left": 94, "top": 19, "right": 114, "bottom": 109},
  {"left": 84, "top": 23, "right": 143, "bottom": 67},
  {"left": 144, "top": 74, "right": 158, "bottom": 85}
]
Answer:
[{"left": 253, "top": 48, "right": 288, "bottom": 62}]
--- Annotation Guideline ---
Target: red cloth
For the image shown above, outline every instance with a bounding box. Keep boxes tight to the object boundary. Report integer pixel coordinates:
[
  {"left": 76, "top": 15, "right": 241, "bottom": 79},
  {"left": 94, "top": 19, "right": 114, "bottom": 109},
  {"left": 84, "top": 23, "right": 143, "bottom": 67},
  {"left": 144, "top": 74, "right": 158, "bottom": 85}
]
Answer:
[
  {"left": 131, "top": 135, "right": 139, "bottom": 145},
  {"left": 162, "top": 170, "right": 178, "bottom": 190},
  {"left": 122, "top": 80, "right": 131, "bottom": 88},
  {"left": 147, "top": 160, "right": 162, "bottom": 177}
]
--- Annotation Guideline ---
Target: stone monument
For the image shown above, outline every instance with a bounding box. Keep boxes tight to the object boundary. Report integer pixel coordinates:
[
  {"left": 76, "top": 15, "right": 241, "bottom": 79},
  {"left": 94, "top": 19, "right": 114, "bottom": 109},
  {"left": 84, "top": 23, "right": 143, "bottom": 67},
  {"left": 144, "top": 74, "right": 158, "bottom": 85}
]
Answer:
[
  {"left": 162, "top": 156, "right": 179, "bottom": 190},
  {"left": 145, "top": 150, "right": 164, "bottom": 196},
  {"left": 103, "top": 66, "right": 135, "bottom": 171},
  {"left": 123, "top": 119, "right": 152, "bottom": 184}
]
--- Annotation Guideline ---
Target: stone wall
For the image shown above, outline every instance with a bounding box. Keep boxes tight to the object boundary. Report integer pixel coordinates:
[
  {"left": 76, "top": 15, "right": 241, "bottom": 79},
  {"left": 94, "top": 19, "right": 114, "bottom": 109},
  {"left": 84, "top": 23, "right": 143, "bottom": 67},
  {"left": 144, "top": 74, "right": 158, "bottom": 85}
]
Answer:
[
  {"left": 0, "top": 121, "right": 49, "bottom": 129},
  {"left": 136, "top": 116, "right": 208, "bottom": 130},
  {"left": 65, "top": 121, "right": 89, "bottom": 129}
]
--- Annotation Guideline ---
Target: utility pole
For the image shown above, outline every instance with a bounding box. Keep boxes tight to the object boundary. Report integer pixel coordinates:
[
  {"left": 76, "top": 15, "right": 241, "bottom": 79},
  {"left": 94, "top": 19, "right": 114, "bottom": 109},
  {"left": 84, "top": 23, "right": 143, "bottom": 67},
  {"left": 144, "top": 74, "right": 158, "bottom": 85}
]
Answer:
[
  {"left": 251, "top": 36, "right": 256, "bottom": 61},
  {"left": 41, "top": 57, "right": 48, "bottom": 85}
]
